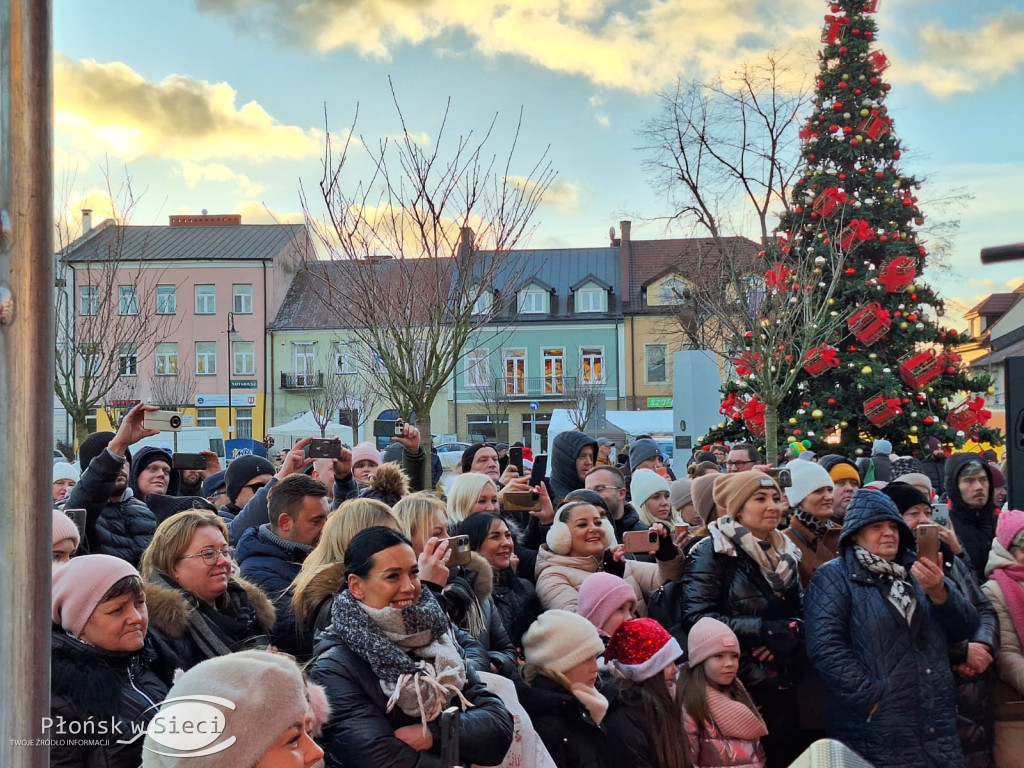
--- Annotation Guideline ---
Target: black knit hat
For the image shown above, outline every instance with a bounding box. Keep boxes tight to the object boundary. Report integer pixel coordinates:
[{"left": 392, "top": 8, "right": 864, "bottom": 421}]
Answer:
[
  {"left": 225, "top": 455, "right": 276, "bottom": 504},
  {"left": 880, "top": 482, "right": 930, "bottom": 516},
  {"left": 460, "top": 443, "right": 492, "bottom": 474},
  {"left": 201, "top": 470, "right": 227, "bottom": 499},
  {"left": 78, "top": 431, "right": 131, "bottom": 473},
  {"left": 144, "top": 493, "right": 218, "bottom": 524}
]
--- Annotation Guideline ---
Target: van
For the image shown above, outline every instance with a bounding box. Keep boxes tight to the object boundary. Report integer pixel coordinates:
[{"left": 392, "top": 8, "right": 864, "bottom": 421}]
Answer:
[{"left": 130, "top": 427, "right": 226, "bottom": 462}]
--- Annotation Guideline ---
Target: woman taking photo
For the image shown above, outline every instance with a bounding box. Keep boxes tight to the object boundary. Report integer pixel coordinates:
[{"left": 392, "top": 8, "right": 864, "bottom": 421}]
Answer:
[
  {"left": 50, "top": 554, "right": 175, "bottom": 768},
  {"left": 805, "top": 489, "right": 978, "bottom": 768},
  {"left": 679, "top": 471, "right": 803, "bottom": 768},
  {"left": 309, "top": 526, "right": 514, "bottom": 768},
  {"left": 141, "top": 509, "right": 276, "bottom": 670}
]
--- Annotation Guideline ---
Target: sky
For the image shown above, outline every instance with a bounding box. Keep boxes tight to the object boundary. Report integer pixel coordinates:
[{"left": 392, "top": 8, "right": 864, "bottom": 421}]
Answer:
[{"left": 54, "top": 0, "right": 1024, "bottom": 326}]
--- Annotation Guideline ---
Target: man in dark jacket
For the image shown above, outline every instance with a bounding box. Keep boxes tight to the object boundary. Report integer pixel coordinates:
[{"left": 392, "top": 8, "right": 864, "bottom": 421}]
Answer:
[
  {"left": 921, "top": 436, "right": 948, "bottom": 497},
  {"left": 237, "top": 473, "right": 329, "bottom": 657},
  {"left": 856, "top": 438, "right": 894, "bottom": 483},
  {"left": 549, "top": 430, "right": 597, "bottom": 503},
  {"left": 66, "top": 403, "right": 161, "bottom": 567},
  {"left": 129, "top": 446, "right": 180, "bottom": 499},
  {"left": 946, "top": 454, "right": 996, "bottom": 581}
]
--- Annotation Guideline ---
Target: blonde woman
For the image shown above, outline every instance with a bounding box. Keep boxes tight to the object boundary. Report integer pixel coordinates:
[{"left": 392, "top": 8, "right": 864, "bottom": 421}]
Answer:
[
  {"left": 631, "top": 468, "right": 684, "bottom": 528},
  {"left": 447, "top": 472, "right": 500, "bottom": 523}
]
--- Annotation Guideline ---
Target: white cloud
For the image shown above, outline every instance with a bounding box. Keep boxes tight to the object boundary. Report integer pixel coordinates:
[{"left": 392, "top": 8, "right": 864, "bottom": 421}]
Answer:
[
  {"left": 595, "top": 113, "right": 611, "bottom": 128},
  {"left": 179, "top": 162, "right": 264, "bottom": 197},
  {"left": 505, "top": 176, "right": 580, "bottom": 214}
]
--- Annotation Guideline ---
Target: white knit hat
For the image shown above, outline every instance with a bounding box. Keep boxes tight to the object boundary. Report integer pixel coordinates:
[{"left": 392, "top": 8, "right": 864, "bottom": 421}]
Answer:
[
  {"left": 630, "top": 468, "right": 671, "bottom": 510},
  {"left": 53, "top": 462, "right": 80, "bottom": 484},
  {"left": 784, "top": 460, "right": 835, "bottom": 508},
  {"left": 142, "top": 650, "right": 313, "bottom": 768},
  {"left": 522, "top": 610, "right": 605, "bottom": 674}
]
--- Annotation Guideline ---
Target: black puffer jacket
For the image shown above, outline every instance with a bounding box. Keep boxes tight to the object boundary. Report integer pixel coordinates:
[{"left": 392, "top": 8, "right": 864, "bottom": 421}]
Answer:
[
  {"left": 49, "top": 629, "right": 174, "bottom": 768},
  {"left": 921, "top": 455, "right": 947, "bottom": 497},
  {"left": 804, "top": 490, "right": 979, "bottom": 768},
  {"left": 66, "top": 447, "right": 157, "bottom": 567},
  {"left": 514, "top": 674, "right": 612, "bottom": 768},
  {"left": 491, "top": 567, "right": 542, "bottom": 651},
  {"left": 945, "top": 453, "right": 996, "bottom": 581},
  {"left": 679, "top": 535, "right": 804, "bottom": 692},
  {"left": 128, "top": 446, "right": 180, "bottom": 499},
  {"left": 309, "top": 632, "right": 514, "bottom": 768},
  {"left": 550, "top": 431, "right": 598, "bottom": 504},
  {"left": 604, "top": 691, "right": 662, "bottom": 768}
]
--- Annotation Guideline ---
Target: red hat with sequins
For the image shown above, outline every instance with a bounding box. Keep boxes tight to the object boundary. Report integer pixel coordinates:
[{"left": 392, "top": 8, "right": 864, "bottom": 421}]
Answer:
[{"left": 605, "top": 618, "right": 683, "bottom": 682}]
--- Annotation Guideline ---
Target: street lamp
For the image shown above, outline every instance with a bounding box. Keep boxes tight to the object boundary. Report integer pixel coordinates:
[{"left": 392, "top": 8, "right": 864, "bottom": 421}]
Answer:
[{"left": 226, "top": 311, "right": 242, "bottom": 437}]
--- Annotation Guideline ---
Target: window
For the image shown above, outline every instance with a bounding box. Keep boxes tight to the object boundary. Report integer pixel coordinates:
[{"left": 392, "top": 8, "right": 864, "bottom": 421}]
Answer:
[
  {"left": 79, "top": 286, "right": 99, "bottom": 316},
  {"left": 580, "top": 347, "right": 604, "bottom": 383},
  {"left": 657, "top": 276, "right": 690, "bottom": 305},
  {"left": 294, "top": 342, "right": 316, "bottom": 386},
  {"left": 235, "top": 408, "right": 253, "bottom": 440},
  {"left": 519, "top": 286, "right": 548, "bottom": 314},
  {"left": 155, "top": 343, "right": 179, "bottom": 376},
  {"left": 196, "top": 407, "right": 217, "bottom": 428},
  {"left": 332, "top": 343, "right": 355, "bottom": 374},
  {"left": 504, "top": 348, "right": 526, "bottom": 395},
  {"left": 465, "top": 354, "right": 490, "bottom": 389},
  {"left": 644, "top": 344, "right": 668, "bottom": 384},
  {"left": 196, "top": 342, "right": 217, "bottom": 375},
  {"left": 195, "top": 285, "right": 216, "bottom": 315},
  {"left": 118, "top": 286, "right": 138, "bottom": 315},
  {"left": 156, "top": 285, "right": 176, "bottom": 314},
  {"left": 233, "top": 284, "right": 253, "bottom": 315},
  {"left": 473, "top": 291, "right": 493, "bottom": 315},
  {"left": 745, "top": 276, "right": 766, "bottom": 314},
  {"left": 543, "top": 347, "right": 565, "bottom": 395},
  {"left": 467, "top": 413, "right": 506, "bottom": 443},
  {"left": 574, "top": 284, "right": 607, "bottom": 313},
  {"left": 79, "top": 344, "right": 100, "bottom": 377},
  {"left": 118, "top": 344, "right": 138, "bottom": 377},
  {"left": 233, "top": 341, "right": 255, "bottom": 375},
  {"left": 85, "top": 409, "right": 97, "bottom": 435}
]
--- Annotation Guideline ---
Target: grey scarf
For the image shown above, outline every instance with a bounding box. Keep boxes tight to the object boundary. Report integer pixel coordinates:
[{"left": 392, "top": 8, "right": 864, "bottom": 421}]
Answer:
[{"left": 853, "top": 545, "right": 917, "bottom": 624}]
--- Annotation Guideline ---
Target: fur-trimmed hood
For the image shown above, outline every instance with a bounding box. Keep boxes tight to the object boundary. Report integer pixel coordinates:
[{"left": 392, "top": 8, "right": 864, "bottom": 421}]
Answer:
[
  {"left": 292, "top": 561, "right": 347, "bottom": 628},
  {"left": 456, "top": 551, "right": 494, "bottom": 603},
  {"left": 144, "top": 576, "right": 276, "bottom": 639},
  {"left": 357, "top": 461, "right": 409, "bottom": 506}
]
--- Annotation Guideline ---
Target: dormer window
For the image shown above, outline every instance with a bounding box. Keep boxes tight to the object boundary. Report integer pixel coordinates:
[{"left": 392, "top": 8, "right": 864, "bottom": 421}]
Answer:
[
  {"left": 574, "top": 282, "right": 607, "bottom": 313},
  {"left": 658, "top": 276, "right": 691, "bottom": 304},
  {"left": 519, "top": 284, "right": 549, "bottom": 314}
]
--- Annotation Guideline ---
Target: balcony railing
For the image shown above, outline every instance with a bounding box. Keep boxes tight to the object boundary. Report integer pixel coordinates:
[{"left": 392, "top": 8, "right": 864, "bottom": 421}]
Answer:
[
  {"left": 492, "top": 376, "right": 578, "bottom": 399},
  {"left": 280, "top": 371, "right": 324, "bottom": 390}
]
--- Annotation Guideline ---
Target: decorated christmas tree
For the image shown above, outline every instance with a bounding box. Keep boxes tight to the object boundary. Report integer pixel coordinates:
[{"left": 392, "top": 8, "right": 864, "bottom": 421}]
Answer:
[{"left": 705, "top": 0, "right": 998, "bottom": 460}]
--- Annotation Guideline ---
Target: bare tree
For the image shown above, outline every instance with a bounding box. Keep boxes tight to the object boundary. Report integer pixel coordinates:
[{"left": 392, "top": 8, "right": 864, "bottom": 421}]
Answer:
[
  {"left": 306, "top": 368, "right": 369, "bottom": 438},
  {"left": 468, "top": 375, "right": 511, "bottom": 443},
  {"left": 149, "top": 356, "right": 198, "bottom": 410},
  {"left": 302, "top": 81, "right": 556, "bottom": 467},
  {"left": 564, "top": 376, "right": 607, "bottom": 433},
  {"left": 54, "top": 173, "right": 183, "bottom": 444},
  {"left": 100, "top": 375, "right": 140, "bottom": 429},
  {"left": 641, "top": 53, "right": 811, "bottom": 244}
]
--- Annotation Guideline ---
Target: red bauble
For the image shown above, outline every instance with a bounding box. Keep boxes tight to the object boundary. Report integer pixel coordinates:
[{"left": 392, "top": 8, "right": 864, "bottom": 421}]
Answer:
[
  {"left": 838, "top": 82, "right": 847, "bottom": 89},
  {"left": 879, "top": 235, "right": 888, "bottom": 242},
  {"left": 839, "top": 46, "right": 848, "bottom": 54},
  {"left": 869, "top": 77, "right": 878, "bottom": 84},
  {"left": 884, "top": 84, "right": 892, "bottom": 91},
  {"left": 923, "top": 416, "right": 935, "bottom": 425},
  {"left": 851, "top": 28, "right": 861, "bottom": 35},
  {"left": 945, "top": 366, "right": 956, "bottom": 375},
  {"left": 793, "top": 429, "right": 802, "bottom": 435},
  {"left": 829, "top": 124, "right": 840, "bottom": 133},
  {"left": 893, "top": 150, "right": 901, "bottom": 159},
  {"left": 843, "top": 126, "right": 853, "bottom": 134},
  {"left": 845, "top": 268, "right": 856, "bottom": 275},
  {"left": 838, "top": 173, "right": 847, "bottom": 180},
  {"left": 833, "top": 102, "right": 844, "bottom": 110},
  {"left": 849, "top": 138, "right": 860, "bottom": 146},
  {"left": 831, "top": 3, "right": 840, "bottom": 11},
  {"left": 875, "top": 171, "right": 884, "bottom": 178},
  {"left": 864, "top": 30, "right": 873, "bottom": 38}
]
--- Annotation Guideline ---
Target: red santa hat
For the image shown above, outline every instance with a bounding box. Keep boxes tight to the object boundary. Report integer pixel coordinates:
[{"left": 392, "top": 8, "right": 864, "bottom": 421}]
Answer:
[{"left": 604, "top": 618, "right": 683, "bottom": 682}]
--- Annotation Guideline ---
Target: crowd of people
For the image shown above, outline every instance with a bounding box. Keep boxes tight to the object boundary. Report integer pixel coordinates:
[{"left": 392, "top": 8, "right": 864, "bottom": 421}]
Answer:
[{"left": 46, "top": 401, "right": 1020, "bottom": 768}]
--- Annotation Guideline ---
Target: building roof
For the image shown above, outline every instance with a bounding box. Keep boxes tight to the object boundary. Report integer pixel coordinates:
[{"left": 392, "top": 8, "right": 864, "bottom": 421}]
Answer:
[
  {"left": 63, "top": 221, "right": 309, "bottom": 264},
  {"left": 963, "top": 293, "right": 1022, "bottom": 319},
  {"left": 969, "top": 335, "right": 1024, "bottom": 367}
]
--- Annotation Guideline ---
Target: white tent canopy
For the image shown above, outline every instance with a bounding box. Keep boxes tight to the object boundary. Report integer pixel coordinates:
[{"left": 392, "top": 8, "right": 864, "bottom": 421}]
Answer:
[
  {"left": 265, "top": 412, "right": 354, "bottom": 447},
  {"left": 547, "top": 409, "right": 673, "bottom": 446}
]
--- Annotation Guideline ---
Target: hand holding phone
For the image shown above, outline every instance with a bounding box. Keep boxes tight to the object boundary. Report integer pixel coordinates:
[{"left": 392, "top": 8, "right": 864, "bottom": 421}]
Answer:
[
  {"left": 916, "top": 523, "right": 941, "bottom": 565},
  {"left": 623, "top": 529, "right": 660, "bottom": 554}
]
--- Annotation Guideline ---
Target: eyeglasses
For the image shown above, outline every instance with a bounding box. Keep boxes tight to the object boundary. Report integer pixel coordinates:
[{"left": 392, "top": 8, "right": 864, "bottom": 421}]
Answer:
[
  {"left": 590, "top": 485, "right": 624, "bottom": 493},
  {"left": 726, "top": 460, "right": 756, "bottom": 469},
  {"left": 180, "top": 546, "right": 236, "bottom": 566},
  {"left": 243, "top": 482, "right": 267, "bottom": 493}
]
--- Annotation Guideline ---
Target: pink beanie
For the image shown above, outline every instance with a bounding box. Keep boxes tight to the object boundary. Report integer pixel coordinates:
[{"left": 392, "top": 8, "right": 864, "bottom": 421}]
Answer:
[
  {"left": 686, "top": 616, "right": 740, "bottom": 666},
  {"left": 996, "top": 509, "right": 1024, "bottom": 551},
  {"left": 350, "top": 442, "right": 382, "bottom": 468},
  {"left": 52, "top": 554, "right": 141, "bottom": 636},
  {"left": 577, "top": 572, "right": 637, "bottom": 636},
  {"left": 52, "top": 509, "right": 81, "bottom": 549}
]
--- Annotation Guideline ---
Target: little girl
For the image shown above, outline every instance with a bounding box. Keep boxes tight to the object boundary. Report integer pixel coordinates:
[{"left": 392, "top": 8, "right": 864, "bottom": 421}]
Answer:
[{"left": 679, "top": 617, "right": 768, "bottom": 768}]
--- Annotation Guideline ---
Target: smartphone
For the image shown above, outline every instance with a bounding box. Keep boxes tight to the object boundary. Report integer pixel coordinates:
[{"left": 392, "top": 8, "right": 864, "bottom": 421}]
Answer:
[
  {"left": 440, "top": 534, "right": 473, "bottom": 567},
  {"left": 440, "top": 706, "right": 461, "bottom": 768},
  {"left": 529, "top": 454, "right": 548, "bottom": 487},
  {"left": 916, "top": 523, "right": 940, "bottom": 565},
  {"left": 145, "top": 409, "right": 183, "bottom": 431},
  {"left": 769, "top": 468, "right": 792, "bottom": 488},
  {"left": 931, "top": 502, "right": 949, "bottom": 528},
  {"left": 172, "top": 453, "right": 207, "bottom": 470},
  {"left": 509, "top": 446, "right": 524, "bottom": 476},
  {"left": 623, "top": 529, "right": 660, "bottom": 554},
  {"left": 64, "top": 508, "right": 87, "bottom": 541},
  {"left": 372, "top": 419, "right": 402, "bottom": 438},
  {"left": 503, "top": 491, "right": 541, "bottom": 512},
  {"left": 308, "top": 438, "right": 342, "bottom": 459}
]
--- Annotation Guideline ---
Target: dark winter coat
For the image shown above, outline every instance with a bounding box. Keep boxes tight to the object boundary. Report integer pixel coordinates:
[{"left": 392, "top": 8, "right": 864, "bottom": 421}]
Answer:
[
  {"left": 679, "top": 535, "right": 804, "bottom": 693},
  {"left": 921, "top": 455, "right": 947, "bottom": 497},
  {"left": 945, "top": 453, "right": 997, "bottom": 581},
  {"left": 856, "top": 453, "right": 893, "bottom": 483},
  {"left": 804, "top": 491, "right": 979, "bottom": 768},
  {"left": 49, "top": 629, "right": 174, "bottom": 768},
  {"left": 612, "top": 503, "right": 650, "bottom": 543},
  {"left": 549, "top": 431, "right": 598, "bottom": 504},
  {"left": 491, "top": 567, "right": 542, "bottom": 651},
  {"left": 309, "top": 630, "right": 514, "bottom": 768},
  {"left": 67, "top": 447, "right": 158, "bottom": 567},
  {"left": 236, "top": 523, "right": 311, "bottom": 656},
  {"left": 603, "top": 691, "right": 662, "bottom": 768},
  {"left": 514, "top": 674, "right": 612, "bottom": 768},
  {"left": 128, "top": 446, "right": 180, "bottom": 499},
  {"left": 143, "top": 574, "right": 276, "bottom": 671}
]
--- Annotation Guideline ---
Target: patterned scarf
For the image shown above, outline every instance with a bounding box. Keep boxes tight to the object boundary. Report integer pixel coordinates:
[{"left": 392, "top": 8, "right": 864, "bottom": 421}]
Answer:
[
  {"left": 853, "top": 545, "right": 917, "bottom": 624},
  {"left": 793, "top": 509, "right": 834, "bottom": 544},
  {"left": 327, "top": 587, "right": 470, "bottom": 728},
  {"left": 709, "top": 517, "right": 800, "bottom": 595}
]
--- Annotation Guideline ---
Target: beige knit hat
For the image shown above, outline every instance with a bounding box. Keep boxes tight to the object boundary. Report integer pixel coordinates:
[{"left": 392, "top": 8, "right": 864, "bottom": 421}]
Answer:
[
  {"left": 52, "top": 508, "right": 81, "bottom": 549},
  {"left": 712, "top": 471, "right": 779, "bottom": 519},
  {"left": 523, "top": 609, "right": 605, "bottom": 674},
  {"left": 686, "top": 616, "right": 740, "bottom": 666}
]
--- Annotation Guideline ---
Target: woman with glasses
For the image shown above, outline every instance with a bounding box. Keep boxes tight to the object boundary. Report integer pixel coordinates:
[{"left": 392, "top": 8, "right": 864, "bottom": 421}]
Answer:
[{"left": 140, "top": 509, "right": 276, "bottom": 670}]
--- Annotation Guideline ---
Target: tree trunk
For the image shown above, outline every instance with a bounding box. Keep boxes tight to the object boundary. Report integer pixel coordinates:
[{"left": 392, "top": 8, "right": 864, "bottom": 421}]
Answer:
[
  {"left": 763, "top": 403, "right": 780, "bottom": 468},
  {"left": 413, "top": 410, "right": 433, "bottom": 492},
  {"left": 74, "top": 413, "right": 92, "bottom": 450}
]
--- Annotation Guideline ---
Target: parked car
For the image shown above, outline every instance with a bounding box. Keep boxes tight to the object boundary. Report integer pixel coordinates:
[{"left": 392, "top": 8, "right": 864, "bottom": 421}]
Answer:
[{"left": 435, "top": 441, "right": 471, "bottom": 471}]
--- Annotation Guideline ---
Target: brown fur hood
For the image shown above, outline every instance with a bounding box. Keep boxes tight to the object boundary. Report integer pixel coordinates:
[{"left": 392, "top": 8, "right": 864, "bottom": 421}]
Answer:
[
  {"left": 292, "top": 561, "right": 346, "bottom": 626},
  {"left": 144, "top": 576, "right": 276, "bottom": 639},
  {"left": 368, "top": 462, "right": 409, "bottom": 496},
  {"left": 460, "top": 551, "right": 494, "bottom": 603}
]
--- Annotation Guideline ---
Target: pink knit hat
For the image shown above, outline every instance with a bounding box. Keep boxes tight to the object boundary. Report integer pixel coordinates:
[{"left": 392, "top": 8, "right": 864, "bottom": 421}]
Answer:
[
  {"left": 577, "top": 572, "right": 637, "bottom": 636},
  {"left": 52, "top": 554, "right": 141, "bottom": 636},
  {"left": 52, "top": 509, "right": 81, "bottom": 549},
  {"left": 350, "top": 442, "right": 382, "bottom": 468},
  {"left": 686, "top": 616, "right": 740, "bottom": 666},
  {"left": 996, "top": 509, "right": 1024, "bottom": 551}
]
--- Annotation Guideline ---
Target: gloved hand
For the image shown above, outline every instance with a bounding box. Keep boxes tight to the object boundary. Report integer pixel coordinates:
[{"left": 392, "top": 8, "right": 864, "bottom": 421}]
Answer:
[
  {"left": 653, "top": 525, "right": 680, "bottom": 562},
  {"left": 761, "top": 619, "right": 801, "bottom": 658},
  {"left": 602, "top": 548, "right": 626, "bottom": 578}
]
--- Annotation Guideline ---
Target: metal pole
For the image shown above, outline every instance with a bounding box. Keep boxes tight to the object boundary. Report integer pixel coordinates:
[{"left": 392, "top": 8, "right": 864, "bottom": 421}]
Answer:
[{"left": 0, "top": 1, "right": 54, "bottom": 766}]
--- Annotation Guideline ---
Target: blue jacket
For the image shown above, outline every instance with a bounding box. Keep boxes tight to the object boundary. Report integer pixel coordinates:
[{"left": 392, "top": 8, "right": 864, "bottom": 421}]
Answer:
[
  {"left": 804, "top": 489, "right": 978, "bottom": 768},
  {"left": 237, "top": 524, "right": 311, "bottom": 656}
]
